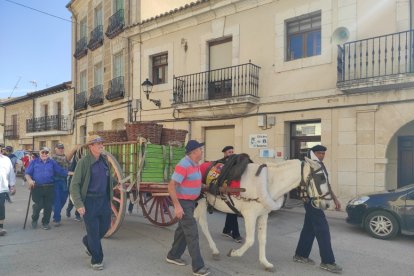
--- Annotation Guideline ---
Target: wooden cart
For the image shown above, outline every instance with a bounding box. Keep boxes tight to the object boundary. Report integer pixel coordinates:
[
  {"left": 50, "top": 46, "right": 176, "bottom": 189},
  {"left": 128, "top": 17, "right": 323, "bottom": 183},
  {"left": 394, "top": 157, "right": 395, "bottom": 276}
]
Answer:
[{"left": 102, "top": 141, "right": 185, "bottom": 237}]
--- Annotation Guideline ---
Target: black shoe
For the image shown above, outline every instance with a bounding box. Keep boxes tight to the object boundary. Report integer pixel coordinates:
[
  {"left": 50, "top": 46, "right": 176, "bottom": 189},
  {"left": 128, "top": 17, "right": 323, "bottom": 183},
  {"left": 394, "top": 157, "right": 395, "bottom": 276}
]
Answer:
[
  {"left": 66, "top": 209, "right": 71, "bottom": 218},
  {"left": 207, "top": 205, "right": 214, "bottom": 214}
]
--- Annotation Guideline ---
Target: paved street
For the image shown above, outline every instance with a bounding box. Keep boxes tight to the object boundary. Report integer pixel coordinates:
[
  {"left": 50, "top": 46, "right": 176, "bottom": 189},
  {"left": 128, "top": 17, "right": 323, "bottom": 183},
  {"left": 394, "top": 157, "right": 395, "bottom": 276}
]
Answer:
[{"left": 1, "top": 177, "right": 413, "bottom": 276}]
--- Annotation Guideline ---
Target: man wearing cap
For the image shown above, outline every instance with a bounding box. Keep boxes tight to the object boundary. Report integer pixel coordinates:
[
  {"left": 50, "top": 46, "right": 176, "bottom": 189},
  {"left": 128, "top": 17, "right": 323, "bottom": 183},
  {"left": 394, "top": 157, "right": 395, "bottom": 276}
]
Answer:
[
  {"left": 166, "top": 140, "right": 210, "bottom": 276},
  {"left": 25, "top": 147, "right": 70, "bottom": 230},
  {"left": 51, "top": 143, "right": 79, "bottom": 226},
  {"left": 293, "top": 145, "right": 342, "bottom": 274},
  {"left": 220, "top": 146, "right": 243, "bottom": 243},
  {"left": 0, "top": 148, "right": 16, "bottom": 236},
  {"left": 70, "top": 135, "right": 113, "bottom": 271}
]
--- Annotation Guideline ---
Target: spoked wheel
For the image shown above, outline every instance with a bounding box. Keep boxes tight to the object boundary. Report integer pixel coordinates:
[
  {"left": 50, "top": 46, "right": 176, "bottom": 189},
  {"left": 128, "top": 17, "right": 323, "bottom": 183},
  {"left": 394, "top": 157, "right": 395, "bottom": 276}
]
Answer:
[
  {"left": 104, "top": 151, "right": 126, "bottom": 237},
  {"left": 138, "top": 185, "right": 178, "bottom": 226}
]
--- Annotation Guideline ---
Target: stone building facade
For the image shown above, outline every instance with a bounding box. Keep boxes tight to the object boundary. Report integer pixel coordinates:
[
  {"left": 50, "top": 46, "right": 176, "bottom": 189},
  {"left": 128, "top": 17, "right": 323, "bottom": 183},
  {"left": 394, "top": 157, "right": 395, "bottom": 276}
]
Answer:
[
  {"left": 67, "top": 0, "right": 414, "bottom": 203},
  {"left": 2, "top": 82, "right": 75, "bottom": 151}
]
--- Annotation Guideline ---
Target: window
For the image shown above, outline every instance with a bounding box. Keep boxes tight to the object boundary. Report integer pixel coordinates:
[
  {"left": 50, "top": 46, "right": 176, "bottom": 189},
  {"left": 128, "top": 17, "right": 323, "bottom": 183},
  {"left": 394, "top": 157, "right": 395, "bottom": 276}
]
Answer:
[
  {"left": 113, "top": 52, "right": 123, "bottom": 78},
  {"left": 114, "top": 0, "right": 124, "bottom": 11},
  {"left": 112, "top": 118, "right": 124, "bottom": 130},
  {"left": 93, "top": 122, "right": 104, "bottom": 131},
  {"left": 286, "top": 11, "right": 321, "bottom": 61},
  {"left": 94, "top": 62, "right": 103, "bottom": 86},
  {"left": 80, "top": 70, "right": 87, "bottom": 93},
  {"left": 152, "top": 53, "right": 168, "bottom": 85},
  {"left": 43, "top": 104, "right": 48, "bottom": 117},
  {"left": 94, "top": 5, "right": 103, "bottom": 27},
  {"left": 80, "top": 125, "right": 87, "bottom": 145},
  {"left": 80, "top": 17, "right": 87, "bottom": 39}
]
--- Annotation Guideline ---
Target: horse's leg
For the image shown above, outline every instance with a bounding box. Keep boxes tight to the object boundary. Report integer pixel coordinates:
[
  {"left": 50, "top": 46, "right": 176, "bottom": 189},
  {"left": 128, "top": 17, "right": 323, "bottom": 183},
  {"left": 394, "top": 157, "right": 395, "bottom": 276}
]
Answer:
[
  {"left": 194, "top": 198, "right": 220, "bottom": 259},
  {"left": 257, "top": 212, "right": 274, "bottom": 271},
  {"left": 228, "top": 210, "right": 257, "bottom": 258}
]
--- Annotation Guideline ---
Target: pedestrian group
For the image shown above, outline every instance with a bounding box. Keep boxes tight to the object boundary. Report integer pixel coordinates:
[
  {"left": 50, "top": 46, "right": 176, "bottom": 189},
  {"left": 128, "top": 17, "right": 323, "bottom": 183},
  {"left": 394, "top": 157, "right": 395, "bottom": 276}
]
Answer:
[{"left": 1, "top": 138, "right": 343, "bottom": 275}]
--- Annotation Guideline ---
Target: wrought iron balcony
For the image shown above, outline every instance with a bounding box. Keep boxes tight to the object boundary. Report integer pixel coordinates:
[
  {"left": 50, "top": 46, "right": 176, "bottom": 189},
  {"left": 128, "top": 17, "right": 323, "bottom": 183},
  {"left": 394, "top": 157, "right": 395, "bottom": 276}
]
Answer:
[
  {"left": 106, "top": 76, "right": 125, "bottom": 101},
  {"left": 106, "top": 9, "right": 124, "bottom": 39},
  {"left": 337, "top": 30, "right": 414, "bottom": 92},
  {"left": 173, "top": 62, "right": 260, "bottom": 104},
  {"left": 75, "top": 91, "right": 87, "bottom": 111},
  {"left": 88, "top": 25, "right": 104, "bottom": 51},
  {"left": 88, "top": 85, "right": 104, "bottom": 106},
  {"left": 4, "top": 125, "right": 19, "bottom": 139},
  {"left": 26, "top": 115, "right": 70, "bottom": 133},
  {"left": 74, "top": 36, "right": 88, "bottom": 59}
]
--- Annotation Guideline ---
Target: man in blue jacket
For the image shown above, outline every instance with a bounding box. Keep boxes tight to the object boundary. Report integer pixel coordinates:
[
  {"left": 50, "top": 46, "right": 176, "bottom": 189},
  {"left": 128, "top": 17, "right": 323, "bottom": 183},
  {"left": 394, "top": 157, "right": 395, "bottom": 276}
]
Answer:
[{"left": 25, "top": 147, "right": 70, "bottom": 230}]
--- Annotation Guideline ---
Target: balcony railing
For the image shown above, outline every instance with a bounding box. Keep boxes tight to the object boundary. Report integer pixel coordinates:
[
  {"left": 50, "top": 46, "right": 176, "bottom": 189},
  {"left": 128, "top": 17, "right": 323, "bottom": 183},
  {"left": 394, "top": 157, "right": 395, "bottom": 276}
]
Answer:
[
  {"left": 173, "top": 62, "right": 260, "bottom": 104},
  {"left": 337, "top": 30, "right": 414, "bottom": 90},
  {"left": 74, "top": 36, "right": 88, "bottom": 59},
  {"left": 75, "top": 91, "right": 87, "bottom": 111},
  {"left": 88, "top": 25, "right": 104, "bottom": 51},
  {"left": 26, "top": 115, "right": 70, "bottom": 133},
  {"left": 106, "top": 76, "right": 125, "bottom": 101},
  {"left": 106, "top": 9, "right": 124, "bottom": 39},
  {"left": 4, "top": 125, "right": 19, "bottom": 139},
  {"left": 89, "top": 85, "right": 104, "bottom": 106}
]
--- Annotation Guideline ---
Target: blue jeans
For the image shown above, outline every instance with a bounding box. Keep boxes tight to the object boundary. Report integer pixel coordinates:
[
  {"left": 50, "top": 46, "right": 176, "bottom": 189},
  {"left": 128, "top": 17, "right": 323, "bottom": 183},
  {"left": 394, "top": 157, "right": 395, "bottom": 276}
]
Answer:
[
  {"left": 295, "top": 201, "right": 335, "bottom": 264},
  {"left": 167, "top": 199, "right": 204, "bottom": 272},
  {"left": 53, "top": 177, "right": 68, "bottom": 222},
  {"left": 83, "top": 195, "right": 111, "bottom": 265}
]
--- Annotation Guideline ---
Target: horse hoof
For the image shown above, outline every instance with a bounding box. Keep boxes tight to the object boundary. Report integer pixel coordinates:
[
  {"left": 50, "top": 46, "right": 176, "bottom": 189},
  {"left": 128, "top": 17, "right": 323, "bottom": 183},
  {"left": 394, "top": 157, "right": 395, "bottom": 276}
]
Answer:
[
  {"left": 212, "top": 253, "right": 220, "bottom": 261},
  {"left": 265, "top": 266, "right": 275, "bottom": 273},
  {"left": 227, "top": 249, "right": 233, "bottom": 257}
]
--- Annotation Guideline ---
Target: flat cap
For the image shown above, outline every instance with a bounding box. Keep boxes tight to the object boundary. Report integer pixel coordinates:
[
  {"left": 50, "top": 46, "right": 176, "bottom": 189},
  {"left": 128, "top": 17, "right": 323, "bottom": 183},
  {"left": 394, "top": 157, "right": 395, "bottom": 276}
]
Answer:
[{"left": 310, "top": 145, "right": 327, "bottom": 152}]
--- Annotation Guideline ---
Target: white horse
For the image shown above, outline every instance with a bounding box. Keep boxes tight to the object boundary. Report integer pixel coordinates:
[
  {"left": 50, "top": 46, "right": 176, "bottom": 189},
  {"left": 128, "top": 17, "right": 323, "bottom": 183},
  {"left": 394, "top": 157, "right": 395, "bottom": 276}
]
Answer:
[{"left": 194, "top": 157, "right": 325, "bottom": 272}]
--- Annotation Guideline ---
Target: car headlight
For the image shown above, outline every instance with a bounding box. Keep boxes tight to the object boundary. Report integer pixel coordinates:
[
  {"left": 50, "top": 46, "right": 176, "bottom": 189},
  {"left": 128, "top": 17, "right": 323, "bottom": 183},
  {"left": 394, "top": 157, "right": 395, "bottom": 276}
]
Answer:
[{"left": 348, "top": 196, "right": 370, "bottom": 205}]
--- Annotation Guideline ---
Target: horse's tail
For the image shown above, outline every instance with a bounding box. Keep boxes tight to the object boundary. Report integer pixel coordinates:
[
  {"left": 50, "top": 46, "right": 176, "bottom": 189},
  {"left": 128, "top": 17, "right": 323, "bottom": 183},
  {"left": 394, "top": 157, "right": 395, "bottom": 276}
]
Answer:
[{"left": 254, "top": 164, "right": 282, "bottom": 211}]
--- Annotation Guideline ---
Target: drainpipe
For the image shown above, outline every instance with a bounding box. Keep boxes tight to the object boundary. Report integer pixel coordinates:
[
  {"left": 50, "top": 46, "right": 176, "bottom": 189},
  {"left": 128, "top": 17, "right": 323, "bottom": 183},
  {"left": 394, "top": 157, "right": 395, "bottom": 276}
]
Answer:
[{"left": 32, "top": 96, "right": 35, "bottom": 149}]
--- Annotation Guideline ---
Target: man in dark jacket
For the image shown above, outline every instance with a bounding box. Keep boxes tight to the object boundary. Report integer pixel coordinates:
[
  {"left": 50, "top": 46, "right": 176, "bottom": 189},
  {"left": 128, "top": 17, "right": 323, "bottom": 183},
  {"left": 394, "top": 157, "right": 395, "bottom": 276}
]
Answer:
[
  {"left": 293, "top": 145, "right": 342, "bottom": 274},
  {"left": 70, "top": 135, "right": 113, "bottom": 271}
]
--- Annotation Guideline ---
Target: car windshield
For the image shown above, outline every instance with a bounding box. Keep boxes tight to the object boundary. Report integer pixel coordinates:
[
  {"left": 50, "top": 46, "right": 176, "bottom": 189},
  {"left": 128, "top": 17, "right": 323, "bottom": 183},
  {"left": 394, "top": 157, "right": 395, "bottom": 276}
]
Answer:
[{"left": 393, "top": 184, "right": 414, "bottom": 192}]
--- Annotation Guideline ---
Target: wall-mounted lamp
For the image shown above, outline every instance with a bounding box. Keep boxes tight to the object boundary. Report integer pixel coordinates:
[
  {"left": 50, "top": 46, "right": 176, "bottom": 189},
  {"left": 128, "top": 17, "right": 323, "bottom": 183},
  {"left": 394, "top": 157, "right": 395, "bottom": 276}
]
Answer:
[
  {"left": 141, "top": 78, "right": 161, "bottom": 108},
  {"left": 181, "top": 38, "right": 188, "bottom": 52}
]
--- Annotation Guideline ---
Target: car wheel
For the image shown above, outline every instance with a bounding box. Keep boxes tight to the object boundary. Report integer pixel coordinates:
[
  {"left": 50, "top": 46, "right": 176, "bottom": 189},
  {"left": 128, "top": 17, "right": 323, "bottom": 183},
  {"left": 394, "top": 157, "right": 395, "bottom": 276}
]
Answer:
[{"left": 364, "top": 210, "right": 399, "bottom": 240}]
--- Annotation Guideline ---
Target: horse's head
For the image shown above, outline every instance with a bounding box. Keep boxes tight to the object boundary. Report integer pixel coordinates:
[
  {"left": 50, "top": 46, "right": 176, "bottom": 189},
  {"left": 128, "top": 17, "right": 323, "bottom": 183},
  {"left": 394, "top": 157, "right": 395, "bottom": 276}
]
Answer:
[{"left": 302, "top": 157, "right": 331, "bottom": 209}]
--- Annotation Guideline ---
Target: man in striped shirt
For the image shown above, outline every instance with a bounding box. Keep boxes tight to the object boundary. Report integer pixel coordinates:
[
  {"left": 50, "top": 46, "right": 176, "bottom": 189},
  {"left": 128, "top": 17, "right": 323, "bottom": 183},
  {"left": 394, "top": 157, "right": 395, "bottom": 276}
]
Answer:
[{"left": 166, "top": 140, "right": 210, "bottom": 276}]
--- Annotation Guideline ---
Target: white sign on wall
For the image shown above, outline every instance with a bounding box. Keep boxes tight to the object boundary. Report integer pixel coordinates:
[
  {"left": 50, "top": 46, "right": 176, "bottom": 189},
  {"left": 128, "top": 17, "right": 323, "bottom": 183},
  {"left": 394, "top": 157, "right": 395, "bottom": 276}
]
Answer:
[{"left": 249, "top": 134, "right": 268, "bottom": 148}]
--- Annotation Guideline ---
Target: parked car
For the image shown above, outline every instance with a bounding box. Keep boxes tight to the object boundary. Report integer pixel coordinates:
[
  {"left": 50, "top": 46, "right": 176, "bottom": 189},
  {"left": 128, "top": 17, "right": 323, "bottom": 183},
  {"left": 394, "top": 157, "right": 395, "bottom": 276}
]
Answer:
[{"left": 346, "top": 184, "right": 414, "bottom": 240}]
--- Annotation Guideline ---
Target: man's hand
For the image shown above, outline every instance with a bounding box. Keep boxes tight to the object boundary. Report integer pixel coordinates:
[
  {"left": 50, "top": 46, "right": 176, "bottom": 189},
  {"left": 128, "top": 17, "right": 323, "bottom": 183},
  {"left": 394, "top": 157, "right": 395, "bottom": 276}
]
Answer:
[
  {"left": 68, "top": 171, "right": 74, "bottom": 176},
  {"left": 334, "top": 198, "right": 341, "bottom": 211},
  {"left": 77, "top": 207, "right": 86, "bottom": 216},
  {"left": 28, "top": 180, "right": 35, "bottom": 189},
  {"left": 174, "top": 203, "right": 184, "bottom": 219},
  {"left": 9, "top": 186, "right": 16, "bottom": 195}
]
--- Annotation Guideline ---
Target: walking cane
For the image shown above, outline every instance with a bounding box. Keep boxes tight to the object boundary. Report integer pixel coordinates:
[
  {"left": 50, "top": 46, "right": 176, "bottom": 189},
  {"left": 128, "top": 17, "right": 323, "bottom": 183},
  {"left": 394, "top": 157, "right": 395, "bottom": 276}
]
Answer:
[{"left": 23, "top": 188, "right": 32, "bottom": 230}]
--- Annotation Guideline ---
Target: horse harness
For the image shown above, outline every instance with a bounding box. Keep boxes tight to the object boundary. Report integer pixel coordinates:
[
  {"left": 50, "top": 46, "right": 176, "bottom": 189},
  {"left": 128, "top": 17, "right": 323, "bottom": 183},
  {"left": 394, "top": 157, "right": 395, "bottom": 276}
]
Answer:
[{"left": 204, "top": 154, "right": 253, "bottom": 216}]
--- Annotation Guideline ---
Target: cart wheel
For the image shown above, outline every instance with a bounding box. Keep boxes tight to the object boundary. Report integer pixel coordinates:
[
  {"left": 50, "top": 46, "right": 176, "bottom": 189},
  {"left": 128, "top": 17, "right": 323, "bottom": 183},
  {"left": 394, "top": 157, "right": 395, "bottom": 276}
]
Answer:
[
  {"left": 104, "top": 151, "right": 126, "bottom": 237},
  {"left": 139, "top": 192, "right": 178, "bottom": 227}
]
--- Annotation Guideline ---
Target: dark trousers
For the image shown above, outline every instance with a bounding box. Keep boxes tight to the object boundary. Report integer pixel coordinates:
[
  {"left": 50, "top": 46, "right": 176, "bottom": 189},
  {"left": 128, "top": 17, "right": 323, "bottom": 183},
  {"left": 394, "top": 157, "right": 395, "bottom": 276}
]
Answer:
[
  {"left": 167, "top": 199, "right": 204, "bottom": 272},
  {"left": 66, "top": 199, "right": 80, "bottom": 218},
  {"left": 223, "top": 213, "right": 240, "bottom": 238},
  {"left": 31, "top": 185, "right": 54, "bottom": 225},
  {"left": 82, "top": 195, "right": 111, "bottom": 265},
  {"left": 295, "top": 201, "right": 335, "bottom": 264},
  {"left": 0, "top": 192, "right": 6, "bottom": 220},
  {"left": 53, "top": 177, "right": 68, "bottom": 222}
]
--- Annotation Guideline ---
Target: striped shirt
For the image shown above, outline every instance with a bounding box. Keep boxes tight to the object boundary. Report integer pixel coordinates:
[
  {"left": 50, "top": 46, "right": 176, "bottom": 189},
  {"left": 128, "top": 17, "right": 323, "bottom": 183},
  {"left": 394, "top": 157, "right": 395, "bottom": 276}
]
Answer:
[{"left": 171, "top": 155, "right": 202, "bottom": 200}]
